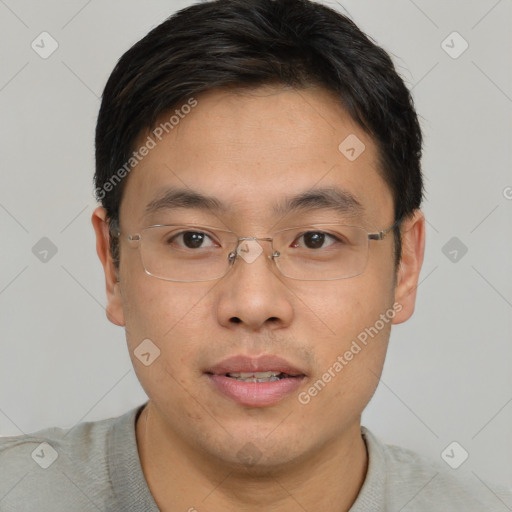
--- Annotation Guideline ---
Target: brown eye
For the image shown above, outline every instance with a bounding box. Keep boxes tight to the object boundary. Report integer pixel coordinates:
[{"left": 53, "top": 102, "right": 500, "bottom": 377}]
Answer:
[
  {"left": 303, "top": 232, "right": 325, "bottom": 249},
  {"left": 293, "top": 231, "right": 337, "bottom": 250},
  {"left": 182, "top": 231, "right": 207, "bottom": 248},
  {"left": 168, "top": 231, "right": 216, "bottom": 249}
]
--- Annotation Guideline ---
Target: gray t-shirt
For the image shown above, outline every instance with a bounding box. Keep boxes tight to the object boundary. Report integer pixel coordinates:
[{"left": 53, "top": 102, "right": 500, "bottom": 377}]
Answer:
[{"left": 0, "top": 403, "right": 510, "bottom": 511}]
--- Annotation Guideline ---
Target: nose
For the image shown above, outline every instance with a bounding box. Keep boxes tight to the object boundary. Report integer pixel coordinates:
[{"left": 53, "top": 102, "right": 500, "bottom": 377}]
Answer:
[{"left": 216, "top": 238, "right": 293, "bottom": 331}]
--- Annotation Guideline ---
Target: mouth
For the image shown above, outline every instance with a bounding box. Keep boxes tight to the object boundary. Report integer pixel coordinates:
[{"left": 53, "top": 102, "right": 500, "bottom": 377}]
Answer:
[
  {"left": 205, "top": 354, "right": 306, "bottom": 377},
  {"left": 217, "top": 371, "right": 300, "bottom": 383},
  {"left": 204, "top": 355, "right": 306, "bottom": 407}
]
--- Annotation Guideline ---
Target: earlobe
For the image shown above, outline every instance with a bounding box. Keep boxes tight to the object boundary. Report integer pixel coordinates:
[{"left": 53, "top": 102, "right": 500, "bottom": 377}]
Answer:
[
  {"left": 91, "top": 206, "right": 126, "bottom": 327},
  {"left": 392, "top": 210, "right": 426, "bottom": 325}
]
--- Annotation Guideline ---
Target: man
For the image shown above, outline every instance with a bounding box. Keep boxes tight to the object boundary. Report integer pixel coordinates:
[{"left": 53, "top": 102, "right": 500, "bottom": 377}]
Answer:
[{"left": 1, "top": 0, "right": 510, "bottom": 510}]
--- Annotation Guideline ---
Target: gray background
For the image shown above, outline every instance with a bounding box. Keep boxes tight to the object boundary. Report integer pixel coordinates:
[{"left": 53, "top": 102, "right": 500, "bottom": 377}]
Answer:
[{"left": 0, "top": 0, "right": 511, "bottom": 489}]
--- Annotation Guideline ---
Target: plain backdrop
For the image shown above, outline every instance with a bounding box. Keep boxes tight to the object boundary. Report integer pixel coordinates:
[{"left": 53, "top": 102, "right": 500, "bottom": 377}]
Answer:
[{"left": 0, "top": 0, "right": 511, "bottom": 488}]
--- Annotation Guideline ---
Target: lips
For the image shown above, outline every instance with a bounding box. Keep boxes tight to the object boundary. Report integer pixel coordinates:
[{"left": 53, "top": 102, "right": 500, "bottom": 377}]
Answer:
[
  {"left": 204, "top": 355, "right": 306, "bottom": 407},
  {"left": 205, "top": 354, "right": 305, "bottom": 377}
]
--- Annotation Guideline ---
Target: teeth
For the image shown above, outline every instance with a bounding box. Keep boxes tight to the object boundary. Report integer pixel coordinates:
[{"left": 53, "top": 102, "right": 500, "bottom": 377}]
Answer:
[
  {"left": 228, "top": 371, "right": 280, "bottom": 378},
  {"left": 226, "top": 371, "right": 286, "bottom": 382}
]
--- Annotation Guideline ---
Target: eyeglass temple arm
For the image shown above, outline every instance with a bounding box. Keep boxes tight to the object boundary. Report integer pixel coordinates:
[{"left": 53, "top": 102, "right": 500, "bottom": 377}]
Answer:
[{"left": 368, "top": 216, "right": 403, "bottom": 241}]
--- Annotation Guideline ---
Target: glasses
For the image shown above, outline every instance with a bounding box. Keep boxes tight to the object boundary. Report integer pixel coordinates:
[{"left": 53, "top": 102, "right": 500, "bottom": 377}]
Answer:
[{"left": 111, "top": 219, "right": 401, "bottom": 282}]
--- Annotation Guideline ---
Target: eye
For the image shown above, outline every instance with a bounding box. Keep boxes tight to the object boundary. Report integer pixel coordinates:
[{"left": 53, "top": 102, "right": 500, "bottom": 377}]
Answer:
[
  {"left": 292, "top": 231, "right": 340, "bottom": 250},
  {"left": 168, "top": 230, "right": 217, "bottom": 249}
]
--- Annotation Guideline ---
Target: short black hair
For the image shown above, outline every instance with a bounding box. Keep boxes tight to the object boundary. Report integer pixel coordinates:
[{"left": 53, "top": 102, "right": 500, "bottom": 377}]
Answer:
[{"left": 94, "top": 0, "right": 423, "bottom": 268}]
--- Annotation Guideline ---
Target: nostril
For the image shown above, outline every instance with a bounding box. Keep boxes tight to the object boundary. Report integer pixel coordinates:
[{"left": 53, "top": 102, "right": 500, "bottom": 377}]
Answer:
[{"left": 230, "top": 317, "right": 242, "bottom": 324}]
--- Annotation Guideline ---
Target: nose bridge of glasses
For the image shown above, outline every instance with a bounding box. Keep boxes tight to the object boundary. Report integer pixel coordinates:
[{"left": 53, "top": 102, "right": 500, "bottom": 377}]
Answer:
[
  {"left": 232, "top": 236, "right": 278, "bottom": 266},
  {"left": 238, "top": 236, "right": 273, "bottom": 242}
]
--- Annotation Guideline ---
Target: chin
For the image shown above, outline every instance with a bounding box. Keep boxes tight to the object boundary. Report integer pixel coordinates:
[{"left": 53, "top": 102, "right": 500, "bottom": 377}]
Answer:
[{"left": 201, "top": 426, "right": 314, "bottom": 475}]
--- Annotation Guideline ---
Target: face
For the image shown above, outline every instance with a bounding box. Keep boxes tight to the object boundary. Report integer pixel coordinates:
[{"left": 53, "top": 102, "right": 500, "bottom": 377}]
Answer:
[{"left": 93, "top": 85, "right": 424, "bottom": 472}]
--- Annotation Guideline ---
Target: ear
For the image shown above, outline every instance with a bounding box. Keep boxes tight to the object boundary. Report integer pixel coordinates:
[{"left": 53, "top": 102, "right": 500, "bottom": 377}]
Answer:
[
  {"left": 91, "top": 206, "right": 125, "bottom": 326},
  {"left": 392, "top": 210, "right": 426, "bottom": 325}
]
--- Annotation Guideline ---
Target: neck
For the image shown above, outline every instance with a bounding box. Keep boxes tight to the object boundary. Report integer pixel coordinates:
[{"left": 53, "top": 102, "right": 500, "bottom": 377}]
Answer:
[{"left": 135, "top": 402, "right": 368, "bottom": 512}]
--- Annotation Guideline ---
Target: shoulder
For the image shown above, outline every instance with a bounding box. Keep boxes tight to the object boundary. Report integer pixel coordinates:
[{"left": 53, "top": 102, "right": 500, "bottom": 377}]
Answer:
[
  {"left": 361, "top": 427, "right": 512, "bottom": 511},
  {"left": 0, "top": 406, "right": 141, "bottom": 512}
]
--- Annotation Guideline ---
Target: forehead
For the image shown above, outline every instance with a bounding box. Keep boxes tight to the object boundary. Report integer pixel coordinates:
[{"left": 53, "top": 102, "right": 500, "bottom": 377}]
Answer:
[{"left": 119, "top": 85, "right": 393, "bottom": 229}]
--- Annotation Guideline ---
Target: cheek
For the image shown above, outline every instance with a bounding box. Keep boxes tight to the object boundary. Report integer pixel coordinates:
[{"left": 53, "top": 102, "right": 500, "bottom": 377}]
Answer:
[
  {"left": 120, "top": 267, "right": 213, "bottom": 381},
  {"left": 122, "top": 267, "right": 202, "bottom": 339},
  {"left": 121, "top": 276, "right": 211, "bottom": 415},
  {"left": 291, "top": 276, "right": 395, "bottom": 417},
  {"left": 291, "top": 271, "right": 395, "bottom": 344}
]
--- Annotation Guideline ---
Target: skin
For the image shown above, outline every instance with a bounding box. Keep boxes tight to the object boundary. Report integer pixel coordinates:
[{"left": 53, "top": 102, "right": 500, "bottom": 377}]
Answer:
[{"left": 92, "top": 85, "right": 425, "bottom": 511}]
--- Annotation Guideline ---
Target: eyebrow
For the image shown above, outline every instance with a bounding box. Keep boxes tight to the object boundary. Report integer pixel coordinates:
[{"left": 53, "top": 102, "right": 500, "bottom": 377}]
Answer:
[
  {"left": 144, "top": 188, "right": 227, "bottom": 216},
  {"left": 273, "top": 187, "right": 363, "bottom": 217},
  {"left": 144, "top": 186, "right": 364, "bottom": 218}
]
